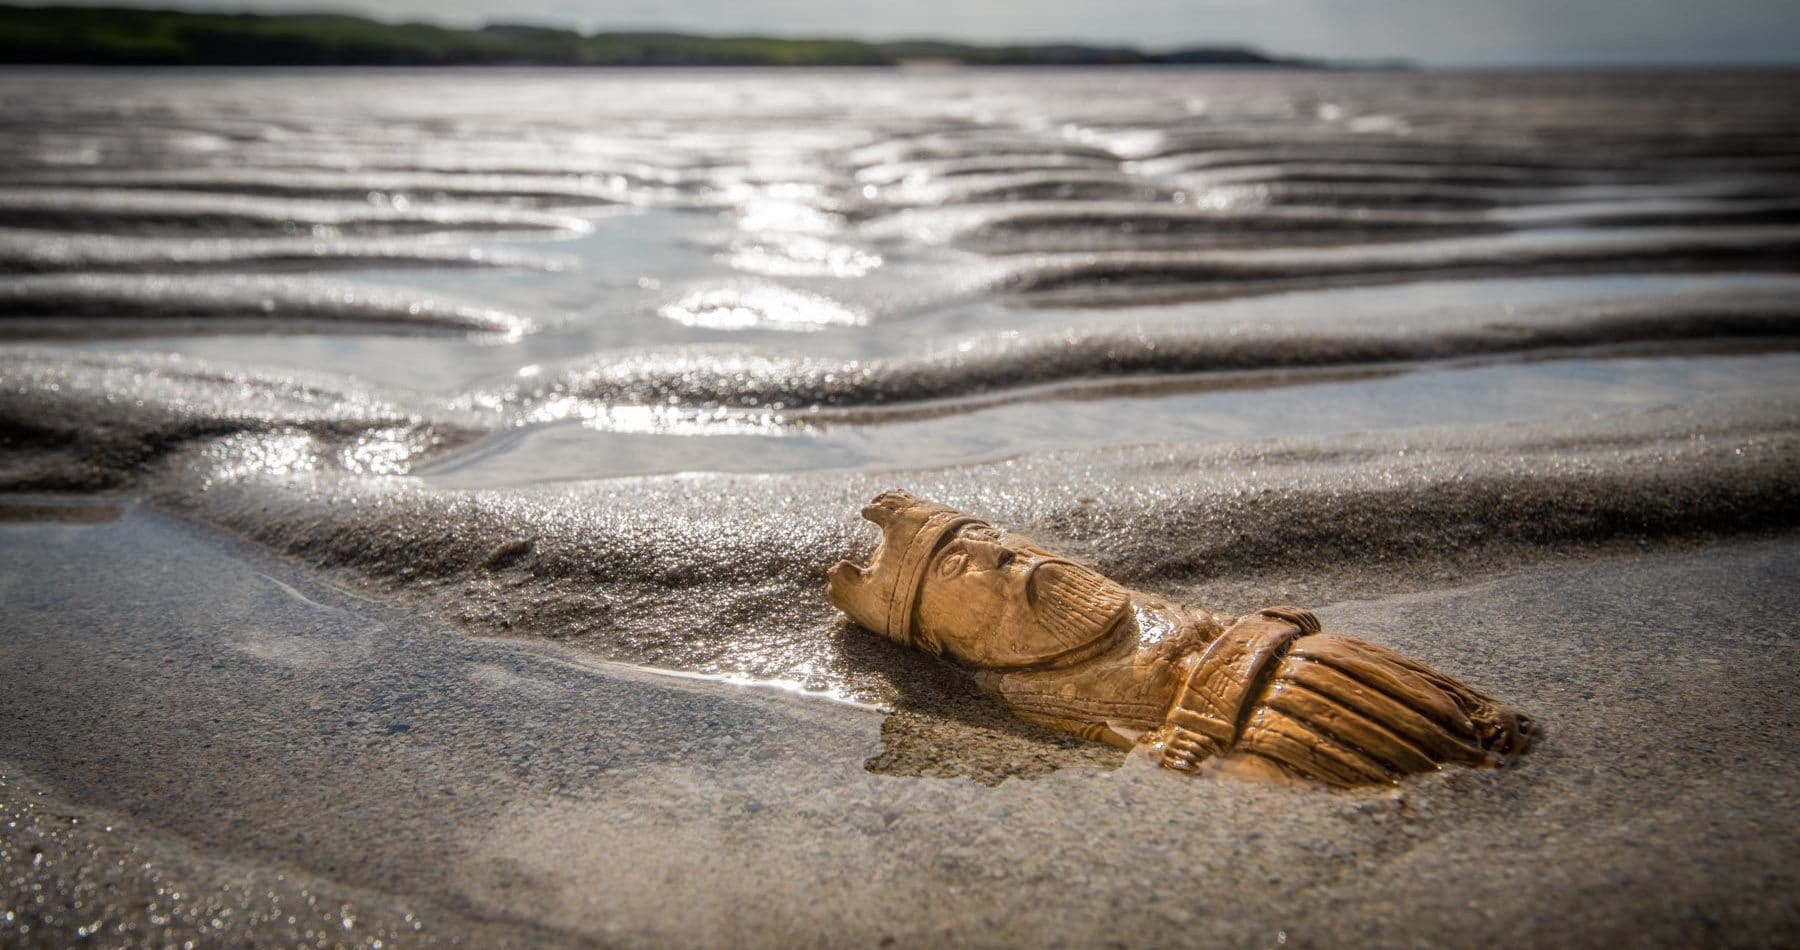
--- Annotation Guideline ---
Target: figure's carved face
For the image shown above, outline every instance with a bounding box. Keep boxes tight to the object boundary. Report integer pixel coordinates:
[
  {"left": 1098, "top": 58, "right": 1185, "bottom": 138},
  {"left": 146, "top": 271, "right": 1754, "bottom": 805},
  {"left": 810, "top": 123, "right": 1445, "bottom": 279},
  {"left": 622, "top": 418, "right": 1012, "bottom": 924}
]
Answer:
[
  {"left": 912, "top": 521, "right": 1131, "bottom": 669},
  {"left": 826, "top": 491, "right": 1132, "bottom": 669}
]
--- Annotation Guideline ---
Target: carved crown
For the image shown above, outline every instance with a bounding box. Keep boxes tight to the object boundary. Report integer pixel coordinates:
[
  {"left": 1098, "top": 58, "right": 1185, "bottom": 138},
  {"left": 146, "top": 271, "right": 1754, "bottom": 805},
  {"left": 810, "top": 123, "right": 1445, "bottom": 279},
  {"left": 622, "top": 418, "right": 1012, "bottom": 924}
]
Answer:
[{"left": 827, "top": 490, "right": 981, "bottom": 652}]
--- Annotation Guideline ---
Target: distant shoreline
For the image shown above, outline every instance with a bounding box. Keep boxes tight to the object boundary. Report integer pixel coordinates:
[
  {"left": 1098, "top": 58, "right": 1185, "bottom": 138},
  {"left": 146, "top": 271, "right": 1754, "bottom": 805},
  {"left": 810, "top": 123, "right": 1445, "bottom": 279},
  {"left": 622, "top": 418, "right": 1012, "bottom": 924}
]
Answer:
[{"left": 0, "top": 3, "right": 1343, "bottom": 68}]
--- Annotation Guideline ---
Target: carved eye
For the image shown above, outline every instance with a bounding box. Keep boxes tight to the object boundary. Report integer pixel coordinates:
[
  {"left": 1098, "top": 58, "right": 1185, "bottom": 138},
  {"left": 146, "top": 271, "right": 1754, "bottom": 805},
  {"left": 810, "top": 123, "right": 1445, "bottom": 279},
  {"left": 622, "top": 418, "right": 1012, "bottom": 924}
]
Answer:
[{"left": 937, "top": 552, "right": 967, "bottom": 579}]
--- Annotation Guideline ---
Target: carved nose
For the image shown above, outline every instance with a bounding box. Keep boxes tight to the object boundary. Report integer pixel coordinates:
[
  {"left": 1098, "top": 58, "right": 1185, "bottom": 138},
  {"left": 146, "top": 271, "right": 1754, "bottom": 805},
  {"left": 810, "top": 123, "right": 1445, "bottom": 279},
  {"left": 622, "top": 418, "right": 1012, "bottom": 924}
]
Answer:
[{"left": 966, "top": 540, "right": 1013, "bottom": 571}]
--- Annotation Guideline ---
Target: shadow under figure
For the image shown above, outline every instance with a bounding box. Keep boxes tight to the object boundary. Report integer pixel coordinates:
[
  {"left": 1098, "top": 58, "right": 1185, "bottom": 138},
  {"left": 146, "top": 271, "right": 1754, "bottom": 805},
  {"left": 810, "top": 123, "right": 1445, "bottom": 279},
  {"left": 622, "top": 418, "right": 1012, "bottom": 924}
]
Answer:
[{"left": 829, "top": 490, "right": 1537, "bottom": 787}]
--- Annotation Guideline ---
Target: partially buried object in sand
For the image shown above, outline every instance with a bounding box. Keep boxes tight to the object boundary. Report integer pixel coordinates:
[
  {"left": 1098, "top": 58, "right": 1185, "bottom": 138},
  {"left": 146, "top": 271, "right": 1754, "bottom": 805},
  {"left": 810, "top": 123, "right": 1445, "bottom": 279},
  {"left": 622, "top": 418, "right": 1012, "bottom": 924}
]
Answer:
[{"left": 828, "top": 490, "right": 1536, "bottom": 787}]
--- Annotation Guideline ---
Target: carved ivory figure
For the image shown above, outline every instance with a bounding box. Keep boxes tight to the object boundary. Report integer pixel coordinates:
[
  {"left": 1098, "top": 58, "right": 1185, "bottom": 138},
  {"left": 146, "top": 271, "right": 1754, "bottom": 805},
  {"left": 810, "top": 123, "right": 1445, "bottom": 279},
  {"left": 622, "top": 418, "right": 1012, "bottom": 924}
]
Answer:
[{"left": 828, "top": 490, "right": 1536, "bottom": 787}]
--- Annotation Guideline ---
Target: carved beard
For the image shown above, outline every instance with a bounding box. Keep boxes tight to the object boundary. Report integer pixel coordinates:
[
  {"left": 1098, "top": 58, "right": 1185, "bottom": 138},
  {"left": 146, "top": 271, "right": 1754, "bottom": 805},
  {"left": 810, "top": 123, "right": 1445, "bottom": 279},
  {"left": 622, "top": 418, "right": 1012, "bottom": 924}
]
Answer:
[{"left": 1026, "top": 561, "right": 1131, "bottom": 652}]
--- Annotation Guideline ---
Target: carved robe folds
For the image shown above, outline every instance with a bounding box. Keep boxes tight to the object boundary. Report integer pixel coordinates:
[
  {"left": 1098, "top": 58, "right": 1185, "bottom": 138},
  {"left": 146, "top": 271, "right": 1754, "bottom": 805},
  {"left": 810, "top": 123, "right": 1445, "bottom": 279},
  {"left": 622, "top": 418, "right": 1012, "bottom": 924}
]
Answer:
[{"left": 829, "top": 490, "right": 1535, "bottom": 787}]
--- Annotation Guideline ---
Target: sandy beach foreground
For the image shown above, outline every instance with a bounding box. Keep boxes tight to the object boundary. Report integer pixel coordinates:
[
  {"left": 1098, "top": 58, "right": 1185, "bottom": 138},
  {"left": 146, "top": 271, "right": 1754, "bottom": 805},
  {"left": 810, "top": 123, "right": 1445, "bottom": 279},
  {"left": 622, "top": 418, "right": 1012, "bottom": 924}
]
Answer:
[
  {"left": 2, "top": 499, "right": 1795, "bottom": 946},
  {"left": 2, "top": 67, "right": 1798, "bottom": 946}
]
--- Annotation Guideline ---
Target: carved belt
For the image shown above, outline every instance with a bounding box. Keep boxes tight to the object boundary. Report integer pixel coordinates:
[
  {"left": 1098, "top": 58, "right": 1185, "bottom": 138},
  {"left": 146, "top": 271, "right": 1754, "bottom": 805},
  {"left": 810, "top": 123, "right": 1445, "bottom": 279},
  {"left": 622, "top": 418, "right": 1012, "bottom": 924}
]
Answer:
[{"left": 1165, "top": 606, "right": 1321, "bottom": 763}]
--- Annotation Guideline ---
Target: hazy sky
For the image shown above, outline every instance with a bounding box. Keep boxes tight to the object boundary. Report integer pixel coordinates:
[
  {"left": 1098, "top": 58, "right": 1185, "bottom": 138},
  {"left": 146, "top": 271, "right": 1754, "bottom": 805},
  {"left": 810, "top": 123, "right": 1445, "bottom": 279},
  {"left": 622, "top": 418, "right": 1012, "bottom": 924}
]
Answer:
[{"left": 54, "top": 0, "right": 1800, "bottom": 66}]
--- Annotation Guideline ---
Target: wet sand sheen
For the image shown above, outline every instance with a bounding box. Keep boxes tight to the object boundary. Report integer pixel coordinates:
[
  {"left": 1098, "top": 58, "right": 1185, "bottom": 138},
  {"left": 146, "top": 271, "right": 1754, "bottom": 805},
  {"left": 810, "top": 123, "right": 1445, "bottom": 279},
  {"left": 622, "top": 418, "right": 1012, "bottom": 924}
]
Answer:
[
  {"left": 2, "top": 502, "right": 1794, "bottom": 945},
  {"left": 420, "top": 351, "right": 1800, "bottom": 485},
  {"left": 163, "top": 398, "right": 1800, "bottom": 710}
]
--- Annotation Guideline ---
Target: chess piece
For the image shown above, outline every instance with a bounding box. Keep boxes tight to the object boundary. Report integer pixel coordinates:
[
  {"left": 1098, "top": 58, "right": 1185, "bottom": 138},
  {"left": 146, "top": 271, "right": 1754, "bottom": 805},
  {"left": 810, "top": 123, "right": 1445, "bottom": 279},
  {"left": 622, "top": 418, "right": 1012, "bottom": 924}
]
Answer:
[{"left": 829, "top": 490, "right": 1535, "bottom": 787}]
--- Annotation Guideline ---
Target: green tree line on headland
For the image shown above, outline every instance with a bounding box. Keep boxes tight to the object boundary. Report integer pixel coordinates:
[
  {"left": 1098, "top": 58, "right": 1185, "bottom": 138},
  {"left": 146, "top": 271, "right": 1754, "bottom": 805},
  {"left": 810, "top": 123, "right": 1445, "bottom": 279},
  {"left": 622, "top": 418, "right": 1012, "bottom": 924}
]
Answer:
[{"left": 0, "top": 4, "right": 1313, "bottom": 67}]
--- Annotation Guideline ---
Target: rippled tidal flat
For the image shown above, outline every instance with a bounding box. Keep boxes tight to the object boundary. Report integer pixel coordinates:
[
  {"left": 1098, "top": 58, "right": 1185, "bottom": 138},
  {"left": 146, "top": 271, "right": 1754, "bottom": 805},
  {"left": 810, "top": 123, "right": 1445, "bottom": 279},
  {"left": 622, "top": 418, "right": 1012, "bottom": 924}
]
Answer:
[{"left": 2, "top": 68, "right": 1798, "bottom": 946}]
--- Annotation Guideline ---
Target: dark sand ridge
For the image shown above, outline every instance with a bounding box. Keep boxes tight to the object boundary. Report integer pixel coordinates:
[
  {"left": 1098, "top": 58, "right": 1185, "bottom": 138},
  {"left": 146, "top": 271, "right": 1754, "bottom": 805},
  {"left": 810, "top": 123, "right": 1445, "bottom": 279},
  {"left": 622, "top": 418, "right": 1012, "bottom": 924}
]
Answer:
[
  {"left": 3, "top": 471, "right": 1797, "bottom": 946},
  {"left": 853, "top": 153, "right": 1123, "bottom": 185},
  {"left": 1127, "top": 105, "right": 1800, "bottom": 147},
  {"left": 0, "top": 274, "right": 534, "bottom": 336},
  {"left": 845, "top": 116, "right": 1800, "bottom": 171},
  {"left": 863, "top": 170, "right": 1177, "bottom": 208},
  {"left": 998, "top": 226, "right": 1800, "bottom": 305},
  {"left": 1131, "top": 140, "right": 1800, "bottom": 174},
  {"left": 0, "top": 271, "right": 529, "bottom": 338},
  {"left": 0, "top": 349, "right": 489, "bottom": 491},
  {"left": 0, "top": 229, "right": 566, "bottom": 275},
  {"left": 2, "top": 277, "right": 1787, "bottom": 418},
  {"left": 875, "top": 199, "right": 1800, "bottom": 253},
  {"left": 0, "top": 125, "right": 826, "bottom": 214},
  {"left": 844, "top": 121, "right": 1800, "bottom": 185},
  {"left": 498, "top": 285, "right": 1800, "bottom": 414},
  {"left": 852, "top": 169, "right": 1797, "bottom": 213},
  {"left": 5, "top": 286, "right": 1796, "bottom": 489},
  {"left": 0, "top": 144, "right": 699, "bottom": 185},
  {"left": 845, "top": 133, "right": 1119, "bottom": 170},
  {"left": 0, "top": 167, "right": 642, "bottom": 204},
  {"left": 0, "top": 188, "right": 593, "bottom": 237},
  {"left": 418, "top": 353, "right": 1800, "bottom": 486},
  {"left": 1146, "top": 160, "right": 1800, "bottom": 192},
  {"left": 1162, "top": 181, "right": 1798, "bottom": 213},
  {"left": 7, "top": 286, "right": 1795, "bottom": 490},
  {"left": 14, "top": 84, "right": 1791, "bottom": 254},
  {"left": 1172, "top": 175, "right": 1800, "bottom": 211},
  {"left": 829, "top": 94, "right": 1800, "bottom": 218},
  {"left": 846, "top": 163, "right": 1800, "bottom": 219}
]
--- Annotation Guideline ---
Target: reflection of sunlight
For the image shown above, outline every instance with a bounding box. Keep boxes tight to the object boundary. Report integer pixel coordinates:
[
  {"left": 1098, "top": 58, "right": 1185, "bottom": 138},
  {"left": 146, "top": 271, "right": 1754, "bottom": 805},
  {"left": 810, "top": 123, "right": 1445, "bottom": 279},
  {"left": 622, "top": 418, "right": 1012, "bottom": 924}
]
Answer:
[
  {"left": 658, "top": 284, "right": 865, "bottom": 332},
  {"left": 735, "top": 195, "right": 841, "bottom": 235},
  {"left": 725, "top": 234, "right": 882, "bottom": 278},
  {"left": 340, "top": 426, "right": 430, "bottom": 475},
  {"left": 1350, "top": 114, "right": 1410, "bottom": 134},
  {"left": 634, "top": 665, "right": 878, "bottom": 710},
  {"left": 582, "top": 404, "right": 799, "bottom": 436},
  {"left": 1186, "top": 185, "right": 1268, "bottom": 211},
  {"left": 520, "top": 397, "right": 810, "bottom": 436},
  {"left": 198, "top": 427, "right": 440, "bottom": 486},
  {"left": 1064, "top": 124, "right": 1165, "bottom": 159},
  {"left": 199, "top": 431, "right": 320, "bottom": 487}
]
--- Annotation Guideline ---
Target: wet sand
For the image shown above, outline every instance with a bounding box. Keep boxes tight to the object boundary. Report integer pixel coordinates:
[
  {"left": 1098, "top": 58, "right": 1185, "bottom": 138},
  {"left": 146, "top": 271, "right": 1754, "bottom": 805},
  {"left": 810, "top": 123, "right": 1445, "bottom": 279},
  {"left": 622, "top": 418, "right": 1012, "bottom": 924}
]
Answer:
[
  {"left": 2, "top": 67, "right": 1799, "bottom": 946},
  {"left": 2, "top": 502, "right": 1795, "bottom": 946},
  {"left": 141, "top": 398, "right": 1796, "bottom": 703}
]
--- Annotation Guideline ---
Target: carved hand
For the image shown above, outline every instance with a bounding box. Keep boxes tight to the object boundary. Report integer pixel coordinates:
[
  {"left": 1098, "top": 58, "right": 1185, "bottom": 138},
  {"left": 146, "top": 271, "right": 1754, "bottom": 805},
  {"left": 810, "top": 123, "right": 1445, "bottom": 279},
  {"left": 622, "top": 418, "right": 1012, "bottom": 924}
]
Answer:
[
  {"left": 1154, "top": 724, "right": 1213, "bottom": 772},
  {"left": 1152, "top": 608, "right": 1324, "bottom": 770}
]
